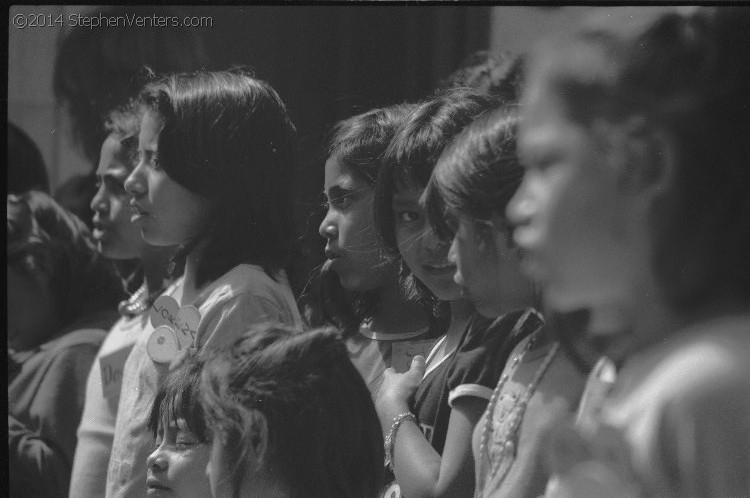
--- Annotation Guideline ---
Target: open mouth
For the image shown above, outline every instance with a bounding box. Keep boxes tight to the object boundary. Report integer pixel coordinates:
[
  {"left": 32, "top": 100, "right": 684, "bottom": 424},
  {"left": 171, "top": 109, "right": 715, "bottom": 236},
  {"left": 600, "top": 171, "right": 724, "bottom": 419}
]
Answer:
[
  {"left": 130, "top": 201, "right": 149, "bottom": 220},
  {"left": 92, "top": 226, "right": 106, "bottom": 240}
]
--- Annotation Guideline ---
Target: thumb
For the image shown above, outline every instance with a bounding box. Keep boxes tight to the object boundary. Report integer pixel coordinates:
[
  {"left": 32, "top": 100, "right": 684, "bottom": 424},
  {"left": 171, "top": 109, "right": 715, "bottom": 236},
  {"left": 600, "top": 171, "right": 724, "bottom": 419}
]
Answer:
[{"left": 409, "top": 355, "right": 426, "bottom": 377}]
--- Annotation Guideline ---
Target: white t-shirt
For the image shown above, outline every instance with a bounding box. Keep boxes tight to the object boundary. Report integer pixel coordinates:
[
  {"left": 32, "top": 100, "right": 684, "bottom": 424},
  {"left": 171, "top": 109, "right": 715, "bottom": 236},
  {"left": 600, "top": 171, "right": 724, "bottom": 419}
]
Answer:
[
  {"left": 70, "top": 312, "right": 147, "bottom": 497},
  {"left": 106, "top": 264, "right": 302, "bottom": 498},
  {"left": 346, "top": 321, "right": 435, "bottom": 397}
]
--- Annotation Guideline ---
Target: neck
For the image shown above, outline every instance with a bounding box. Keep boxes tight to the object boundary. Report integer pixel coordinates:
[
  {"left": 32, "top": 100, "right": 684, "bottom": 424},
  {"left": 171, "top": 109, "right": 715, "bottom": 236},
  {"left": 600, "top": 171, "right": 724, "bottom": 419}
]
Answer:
[
  {"left": 182, "top": 239, "right": 209, "bottom": 304},
  {"left": 140, "top": 246, "right": 174, "bottom": 295},
  {"left": 445, "top": 298, "right": 475, "bottom": 350},
  {"left": 587, "top": 276, "right": 681, "bottom": 364},
  {"left": 369, "top": 279, "right": 430, "bottom": 334}
]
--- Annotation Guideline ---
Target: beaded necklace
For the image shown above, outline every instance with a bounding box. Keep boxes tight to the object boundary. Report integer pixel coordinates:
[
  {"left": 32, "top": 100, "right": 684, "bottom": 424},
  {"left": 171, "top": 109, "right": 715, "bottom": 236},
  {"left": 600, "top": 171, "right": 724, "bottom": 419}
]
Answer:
[
  {"left": 117, "top": 282, "right": 149, "bottom": 317},
  {"left": 478, "top": 330, "right": 560, "bottom": 488}
]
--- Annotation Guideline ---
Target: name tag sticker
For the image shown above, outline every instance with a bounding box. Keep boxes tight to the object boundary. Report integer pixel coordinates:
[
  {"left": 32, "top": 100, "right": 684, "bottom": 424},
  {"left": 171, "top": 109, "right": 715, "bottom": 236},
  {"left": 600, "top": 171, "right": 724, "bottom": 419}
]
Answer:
[
  {"left": 147, "top": 296, "right": 201, "bottom": 363},
  {"left": 100, "top": 344, "right": 135, "bottom": 402},
  {"left": 391, "top": 339, "right": 435, "bottom": 373}
]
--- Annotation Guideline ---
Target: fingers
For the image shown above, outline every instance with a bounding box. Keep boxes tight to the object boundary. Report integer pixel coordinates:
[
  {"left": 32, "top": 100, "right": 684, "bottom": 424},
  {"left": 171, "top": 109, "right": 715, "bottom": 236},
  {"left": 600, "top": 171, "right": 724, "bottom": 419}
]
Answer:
[{"left": 409, "top": 355, "right": 426, "bottom": 377}]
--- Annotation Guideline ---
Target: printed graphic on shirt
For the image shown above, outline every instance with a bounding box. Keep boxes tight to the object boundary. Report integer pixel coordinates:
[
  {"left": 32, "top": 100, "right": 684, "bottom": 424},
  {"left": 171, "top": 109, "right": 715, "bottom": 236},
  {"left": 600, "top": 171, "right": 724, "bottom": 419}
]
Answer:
[
  {"left": 391, "top": 339, "right": 435, "bottom": 373},
  {"left": 99, "top": 343, "right": 135, "bottom": 405}
]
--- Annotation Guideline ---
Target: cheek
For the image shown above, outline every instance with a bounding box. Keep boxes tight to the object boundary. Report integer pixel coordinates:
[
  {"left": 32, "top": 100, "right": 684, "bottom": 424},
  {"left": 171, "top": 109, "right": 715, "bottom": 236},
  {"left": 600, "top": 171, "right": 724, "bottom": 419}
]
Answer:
[
  {"left": 111, "top": 196, "right": 133, "bottom": 225},
  {"left": 395, "top": 229, "right": 418, "bottom": 267}
]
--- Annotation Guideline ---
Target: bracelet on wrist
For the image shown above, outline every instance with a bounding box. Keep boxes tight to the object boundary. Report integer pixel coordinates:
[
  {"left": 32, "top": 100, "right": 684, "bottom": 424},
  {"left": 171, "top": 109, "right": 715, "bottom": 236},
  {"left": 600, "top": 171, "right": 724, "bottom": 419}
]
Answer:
[{"left": 384, "top": 411, "right": 416, "bottom": 472}]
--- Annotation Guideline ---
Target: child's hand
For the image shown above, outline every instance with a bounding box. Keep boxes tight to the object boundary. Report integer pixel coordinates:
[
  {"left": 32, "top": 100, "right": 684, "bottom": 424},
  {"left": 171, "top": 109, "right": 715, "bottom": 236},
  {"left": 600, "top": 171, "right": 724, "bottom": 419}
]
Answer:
[{"left": 375, "top": 355, "right": 425, "bottom": 429}]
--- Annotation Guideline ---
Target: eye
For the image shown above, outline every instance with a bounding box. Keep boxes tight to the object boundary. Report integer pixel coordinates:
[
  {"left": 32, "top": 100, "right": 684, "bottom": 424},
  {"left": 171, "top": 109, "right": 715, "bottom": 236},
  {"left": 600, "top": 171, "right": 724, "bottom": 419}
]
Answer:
[
  {"left": 113, "top": 182, "right": 127, "bottom": 195},
  {"left": 328, "top": 194, "right": 353, "bottom": 210},
  {"left": 174, "top": 428, "right": 202, "bottom": 450},
  {"left": 396, "top": 210, "right": 421, "bottom": 223}
]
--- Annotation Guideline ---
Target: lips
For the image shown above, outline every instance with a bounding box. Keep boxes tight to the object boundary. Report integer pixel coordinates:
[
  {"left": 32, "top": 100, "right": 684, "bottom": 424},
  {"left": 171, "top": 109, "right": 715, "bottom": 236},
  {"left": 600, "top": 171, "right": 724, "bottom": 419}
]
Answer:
[
  {"left": 146, "top": 477, "right": 170, "bottom": 494},
  {"left": 324, "top": 248, "right": 340, "bottom": 260},
  {"left": 130, "top": 200, "right": 149, "bottom": 221},
  {"left": 422, "top": 261, "right": 456, "bottom": 276},
  {"left": 92, "top": 223, "right": 106, "bottom": 240}
]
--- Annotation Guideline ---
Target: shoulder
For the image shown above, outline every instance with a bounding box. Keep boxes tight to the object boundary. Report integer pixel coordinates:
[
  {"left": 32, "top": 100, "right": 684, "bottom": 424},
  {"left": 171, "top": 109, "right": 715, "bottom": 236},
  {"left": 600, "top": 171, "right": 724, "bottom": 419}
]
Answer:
[
  {"left": 455, "top": 309, "right": 544, "bottom": 374},
  {"left": 448, "top": 309, "right": 544, "bottom": 405},
  {"left": 197, "top": 264, "right": 294, "bottom": 312},
  {"left": 614, "top": 315, "right": 750, "bottom": 415},
  {"left": 41, "top": 327, "right": 108, "bottom": 353}
]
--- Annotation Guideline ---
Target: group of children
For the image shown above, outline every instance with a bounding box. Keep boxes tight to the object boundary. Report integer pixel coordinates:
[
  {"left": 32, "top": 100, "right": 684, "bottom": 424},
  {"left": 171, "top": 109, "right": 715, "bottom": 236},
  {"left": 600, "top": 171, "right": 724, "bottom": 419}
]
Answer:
[{"left": 7, "top": 6, "right": 750, "bottom": 498}]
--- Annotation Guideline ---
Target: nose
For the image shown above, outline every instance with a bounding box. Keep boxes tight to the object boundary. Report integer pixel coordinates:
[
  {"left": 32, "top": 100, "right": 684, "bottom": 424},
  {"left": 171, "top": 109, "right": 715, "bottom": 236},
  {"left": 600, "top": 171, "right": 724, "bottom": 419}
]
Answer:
[
  {"left": 422, "top": 227, "right": 447, "bottom": 253},
  {"left": 449, "top": 238, "right": 465, "bottom": 286},
  {"left": 506, "top": 177, "right": 533, "bottom": 227},
  {"left": 124, "top": 162, "right": 146, "bottom": 198},
  {"left": 447, "top": 237, "right": 458, "bottom": 264},
  {"left": 318, "top": 212, "right": 338, "bottom": 241},
  {"left": 146, "top": 443, "right": 168, "bottom": 473},
  {"left": 90, "top": 183, "right": 107, "bottom": 213}
]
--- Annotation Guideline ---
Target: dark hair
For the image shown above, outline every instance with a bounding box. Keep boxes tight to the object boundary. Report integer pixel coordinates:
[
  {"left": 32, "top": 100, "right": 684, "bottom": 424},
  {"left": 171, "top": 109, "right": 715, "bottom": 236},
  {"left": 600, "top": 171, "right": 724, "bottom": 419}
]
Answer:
[
  {"left": 104, "top": 99, "right": 144, "bottom": 169},
  {"left": 7, "top": 191, "right": 123, "bottom": 331},
  {"left": 305, "top": 104, "right": 418, "bottom": 334},
  {"left": 141, "top": 69, "right": 299, "bottom": 288},
  {"left": 53, "top": 6, "right": 208, "bottom": 165},
  {"left": 374, "top": 89, "right": 502, "bottom": 303},
  {"left": 201, "top": 325, "right": 383, "bottom": 498},
  {"left": 529, "top": 6, "right": 750, "bottom": 309},
  {"left": 438, "top": 50, "right": 525, "bottom": 102},
  {"left": 8, "top": 122, "right": 49, "bottom": 194},
  {"left": 148, "top": 351, "right": 208, "bottom": 443},
  {"left": 423, "top": 106, "right": 523, "bottom": 240}
]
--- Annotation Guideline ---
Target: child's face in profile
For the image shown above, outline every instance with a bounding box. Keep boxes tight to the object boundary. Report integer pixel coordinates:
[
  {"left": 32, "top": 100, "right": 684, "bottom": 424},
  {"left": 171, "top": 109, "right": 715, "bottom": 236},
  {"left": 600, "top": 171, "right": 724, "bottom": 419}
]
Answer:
[
  {"left": 91, "top": 133, "right": 146, "bottom": 260},
  {"left": 508, "top": 79, "right": 638, "bottom": 313},
  {"left": 448, "top": 215, "right": 526, "bottom": 318},
  {"left": 320, "top": 157, "right": 393, "bottom": 292},
  {"left": 146, "top": 417, "right": 211, "bottom": 498},
  {"left": 125, "top": 111, "right": 212, "bottom": 248}
]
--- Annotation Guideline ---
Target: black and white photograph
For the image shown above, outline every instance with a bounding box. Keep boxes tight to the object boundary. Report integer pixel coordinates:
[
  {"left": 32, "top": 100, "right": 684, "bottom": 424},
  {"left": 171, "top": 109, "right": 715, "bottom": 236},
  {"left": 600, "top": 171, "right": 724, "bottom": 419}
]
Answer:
[{"left": 7, "top": 5, "right": 750, "bottom": 498}]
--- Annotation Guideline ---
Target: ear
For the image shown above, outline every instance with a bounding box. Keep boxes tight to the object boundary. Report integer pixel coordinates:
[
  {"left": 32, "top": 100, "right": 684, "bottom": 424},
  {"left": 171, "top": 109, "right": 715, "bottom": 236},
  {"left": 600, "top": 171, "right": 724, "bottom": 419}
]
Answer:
[
  {"left": 596, "top": 116, "right": 677, "bottom": 202},
  {"left": 489, "top": 213, "right": 515, "bottom": 254}
]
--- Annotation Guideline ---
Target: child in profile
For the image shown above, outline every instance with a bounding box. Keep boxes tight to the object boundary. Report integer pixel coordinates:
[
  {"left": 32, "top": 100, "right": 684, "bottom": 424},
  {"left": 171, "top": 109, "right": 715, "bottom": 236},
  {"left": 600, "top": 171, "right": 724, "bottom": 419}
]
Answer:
[{"left": 145, "top": 351, "right": 211, "bottom": 498}]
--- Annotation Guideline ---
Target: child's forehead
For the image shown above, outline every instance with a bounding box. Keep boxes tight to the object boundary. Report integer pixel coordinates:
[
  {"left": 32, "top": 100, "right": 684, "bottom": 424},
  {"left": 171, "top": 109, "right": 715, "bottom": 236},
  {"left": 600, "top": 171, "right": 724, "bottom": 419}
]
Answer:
[{"left": 161, "top": 414, "right": 192, "bottom": 432}]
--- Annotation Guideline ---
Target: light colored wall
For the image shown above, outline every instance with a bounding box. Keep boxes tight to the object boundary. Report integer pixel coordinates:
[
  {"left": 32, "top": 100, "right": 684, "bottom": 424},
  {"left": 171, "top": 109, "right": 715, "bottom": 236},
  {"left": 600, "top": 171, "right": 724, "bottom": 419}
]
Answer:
[
  {"left": 490, "top": 6, "right": 597, "bottom": 56},
  {"left": 8, "top": 5, "right": 95, "bottom": 190}
]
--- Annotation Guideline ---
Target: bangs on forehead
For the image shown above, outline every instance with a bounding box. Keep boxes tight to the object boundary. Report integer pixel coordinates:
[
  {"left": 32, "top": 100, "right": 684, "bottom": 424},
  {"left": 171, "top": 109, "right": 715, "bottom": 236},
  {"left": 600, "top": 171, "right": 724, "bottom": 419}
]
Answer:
[
  {"left": 157, "top": 386, "right": 207, "bottom": 440},
  {"left": 394, "top": 167, "right": 427, "bottom": 194}
]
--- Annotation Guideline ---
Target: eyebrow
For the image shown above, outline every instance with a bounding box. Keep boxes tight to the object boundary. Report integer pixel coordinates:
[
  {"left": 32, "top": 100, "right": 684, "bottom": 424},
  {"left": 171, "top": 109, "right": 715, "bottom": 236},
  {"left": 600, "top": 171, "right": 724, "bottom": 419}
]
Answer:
[{"left": 392, "top": 195, "right": 420, "bottom": 206}]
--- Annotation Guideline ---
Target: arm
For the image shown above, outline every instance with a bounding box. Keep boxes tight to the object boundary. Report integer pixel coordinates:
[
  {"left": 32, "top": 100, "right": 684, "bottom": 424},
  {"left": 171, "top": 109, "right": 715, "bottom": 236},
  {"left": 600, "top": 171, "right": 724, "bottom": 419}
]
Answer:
[
  {"left": 9, "top": 343, "right": 99, "bottom": 496},
  {"left": 9, "top": 414, "right": 73, "bottom": 496},
  {"left": 377, "top": 357, "right": 488, "bottom": 498}
]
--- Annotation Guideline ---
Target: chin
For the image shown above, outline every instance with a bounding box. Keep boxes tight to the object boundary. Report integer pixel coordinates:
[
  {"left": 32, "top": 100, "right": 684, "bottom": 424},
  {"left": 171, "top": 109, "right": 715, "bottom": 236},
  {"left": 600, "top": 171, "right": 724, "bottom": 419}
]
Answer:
[
  {"left": 543, "top": 286, "right": 588, "bottom": 313},
  {"left": 100, "top": 244, "right": 138, "bottom": 261},
  {"left": 427, "top": 282, "right": 463, "bottom": 303},
  {"left": 475, "top": 302, "right": 502, "bottom": 319}
]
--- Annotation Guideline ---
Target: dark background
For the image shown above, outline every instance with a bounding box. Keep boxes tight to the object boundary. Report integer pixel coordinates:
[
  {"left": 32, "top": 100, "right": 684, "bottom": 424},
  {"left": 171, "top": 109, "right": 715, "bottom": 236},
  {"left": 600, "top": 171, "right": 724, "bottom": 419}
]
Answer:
[{"left": 186, "top": 6, "right": 491, "bottom": 285}]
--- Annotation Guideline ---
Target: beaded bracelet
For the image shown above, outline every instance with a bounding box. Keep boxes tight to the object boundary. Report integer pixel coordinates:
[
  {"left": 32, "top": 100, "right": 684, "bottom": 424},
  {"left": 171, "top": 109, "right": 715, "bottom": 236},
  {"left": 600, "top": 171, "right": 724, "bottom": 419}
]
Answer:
[{"left": 384, "top": 411, "right": 417, "bottom": 471}]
